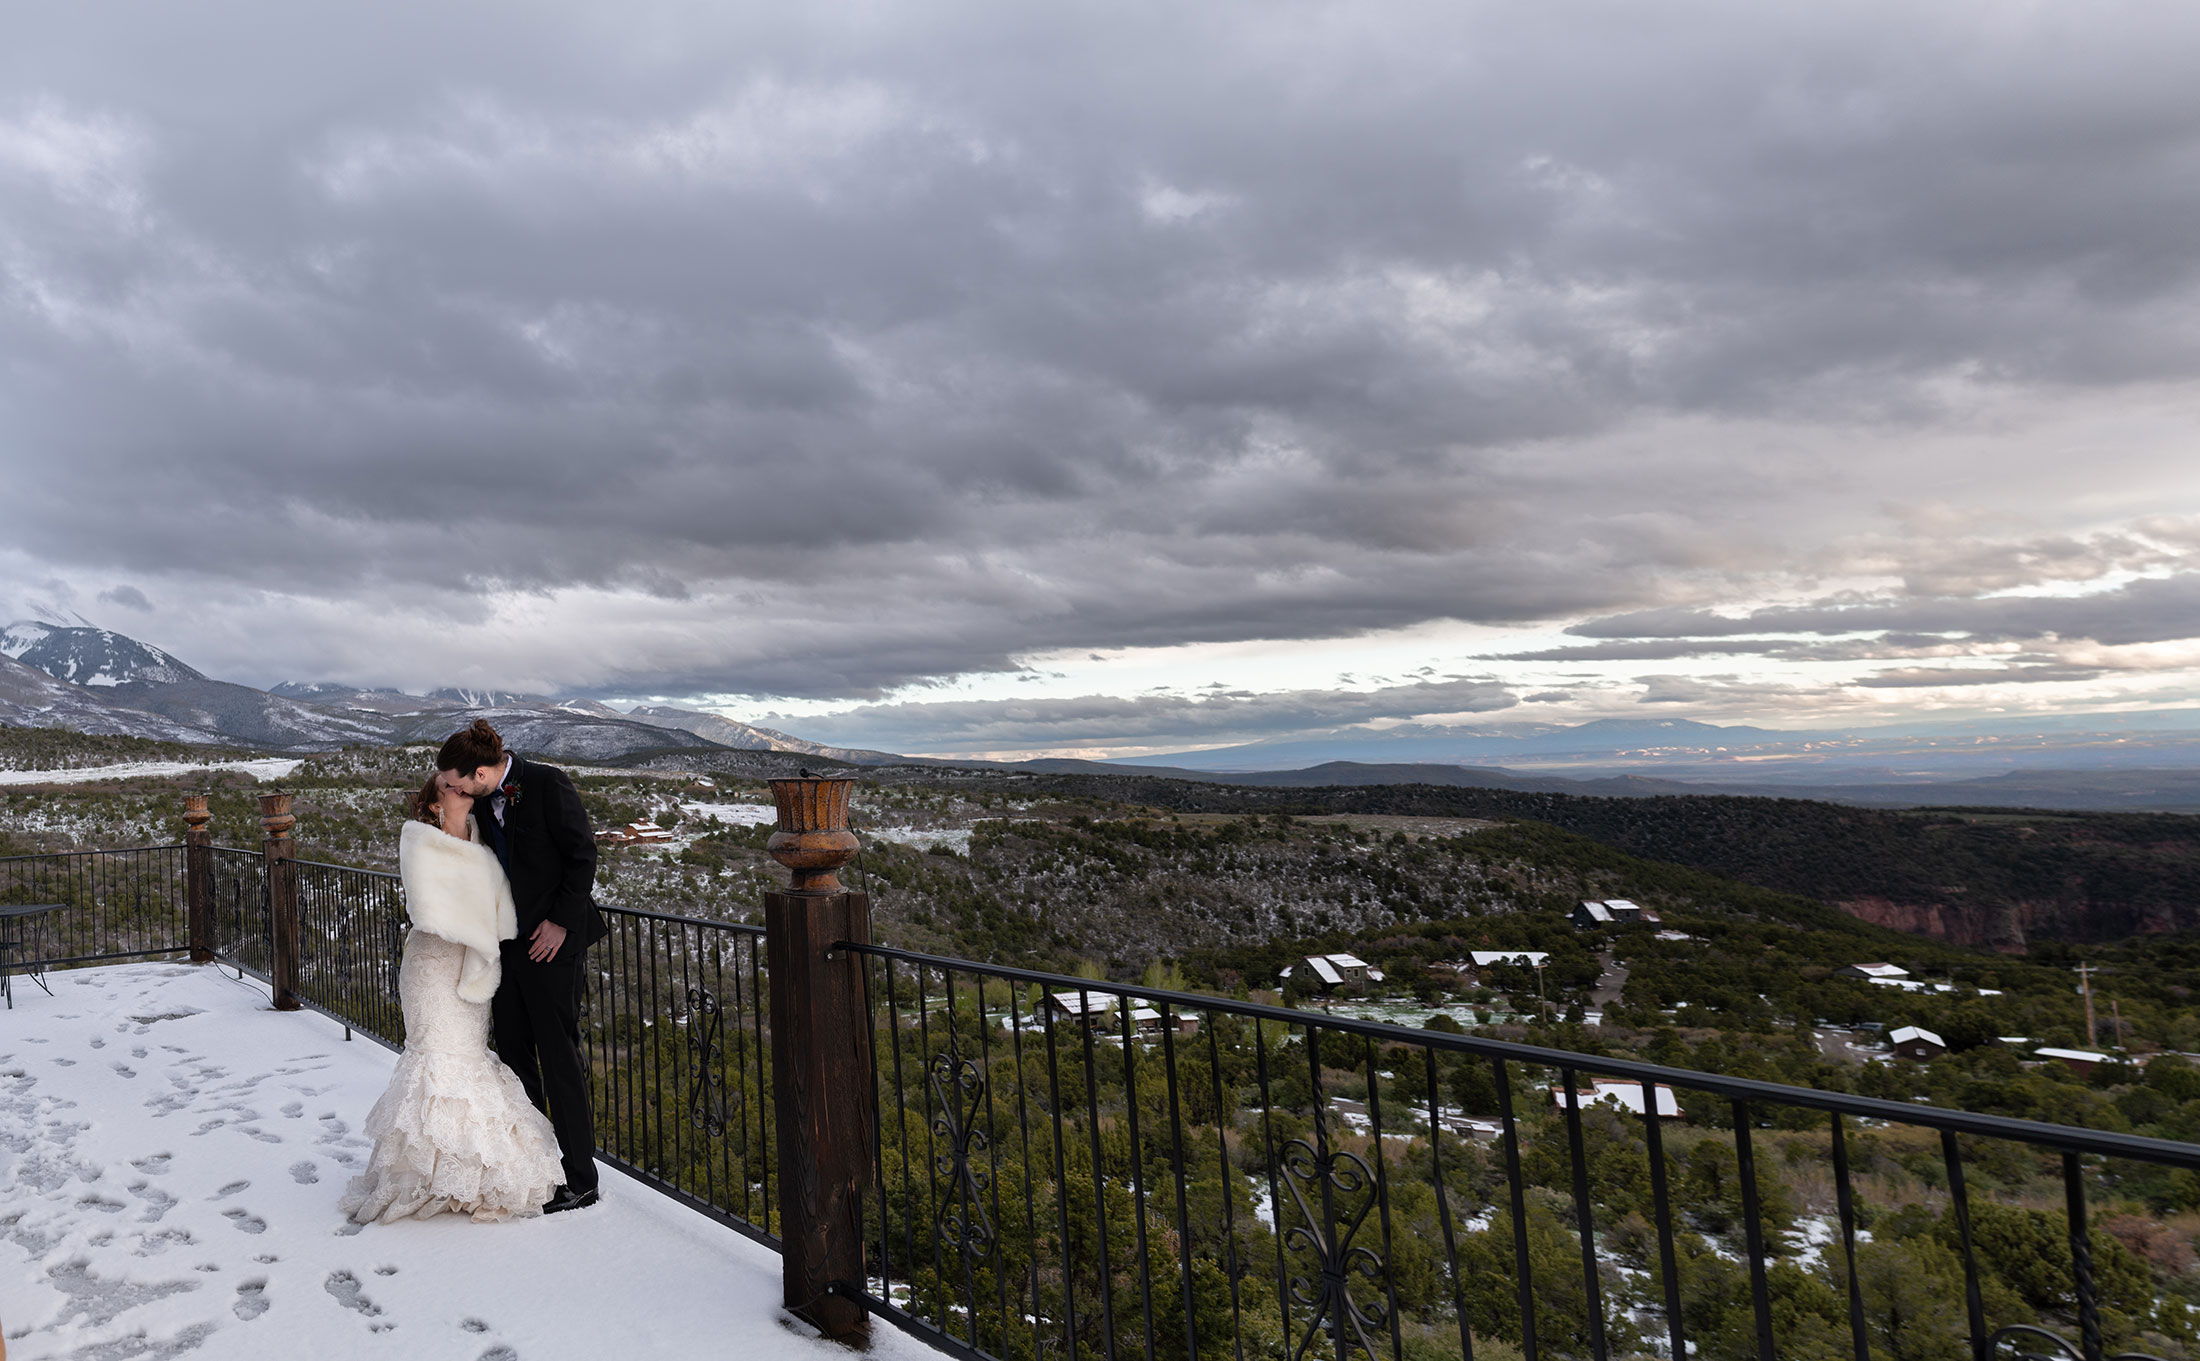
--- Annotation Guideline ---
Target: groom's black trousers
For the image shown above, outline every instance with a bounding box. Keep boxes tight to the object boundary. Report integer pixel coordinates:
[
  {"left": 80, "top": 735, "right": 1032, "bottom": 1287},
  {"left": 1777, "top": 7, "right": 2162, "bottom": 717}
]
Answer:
[{"left": 492, "top": 946, "right": 599, "bottom": 1195}]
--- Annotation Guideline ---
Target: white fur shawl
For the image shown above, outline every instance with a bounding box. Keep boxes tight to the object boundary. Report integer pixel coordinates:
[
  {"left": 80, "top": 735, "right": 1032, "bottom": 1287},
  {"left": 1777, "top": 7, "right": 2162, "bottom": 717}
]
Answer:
[{"left": 398, "top": 817, "right": 517, "bottom": 1004}]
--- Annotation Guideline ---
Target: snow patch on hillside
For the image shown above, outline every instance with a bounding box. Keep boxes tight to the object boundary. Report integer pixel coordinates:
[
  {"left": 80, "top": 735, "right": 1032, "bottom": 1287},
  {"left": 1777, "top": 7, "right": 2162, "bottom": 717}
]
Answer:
[{"left": 0, "top": 759, "right": 303, "bottom": 787}]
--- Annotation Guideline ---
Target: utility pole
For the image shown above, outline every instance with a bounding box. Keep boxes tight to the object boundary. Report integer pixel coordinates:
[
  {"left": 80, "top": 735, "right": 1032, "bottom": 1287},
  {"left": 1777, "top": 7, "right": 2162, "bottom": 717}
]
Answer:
[
  {"left": 2076, "top": 963, "right": 2098, "bottom": 1049},
  {"left": 1534, "top": 959, "right": 1549, "bottom": 1026},
  {"left": 2111, "top": 997, "right": 2126, "bottom": 1051}
]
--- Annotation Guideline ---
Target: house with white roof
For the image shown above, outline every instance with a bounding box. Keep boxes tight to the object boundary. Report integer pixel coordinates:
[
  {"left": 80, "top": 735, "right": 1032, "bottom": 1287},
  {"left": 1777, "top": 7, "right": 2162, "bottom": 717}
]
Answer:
[
  {"left": 1570, "top": 899, "right": 1660, "bottom": 930},
  {"left": 1127, "top": 1006, "right": 1200, "bottom": 1038},
  {"left": 1043, "top": 991, "right": 1118, "bottom": 1025},
  {"left": 1278, "top": 952, "right": 1386, "bottom": 995},
  {"left": 1888, "top": 1025, "right": 1946, "bottom": 1061},
  {"left": 1572, "top": 900, "right": 1615, "bottom": 929},
  {"left": 1842, "top": 962, "right": 1910, "bottom": 982}
]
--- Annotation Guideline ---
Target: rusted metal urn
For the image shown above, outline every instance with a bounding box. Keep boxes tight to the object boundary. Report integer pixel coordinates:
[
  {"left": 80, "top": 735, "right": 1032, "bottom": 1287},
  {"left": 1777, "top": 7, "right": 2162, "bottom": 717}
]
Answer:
[
  {"left": 766, "top": 778, "right": 860, "bottom": 893},
  {"left": 258, "top": 792, "right": 295, "bottom": 838}
]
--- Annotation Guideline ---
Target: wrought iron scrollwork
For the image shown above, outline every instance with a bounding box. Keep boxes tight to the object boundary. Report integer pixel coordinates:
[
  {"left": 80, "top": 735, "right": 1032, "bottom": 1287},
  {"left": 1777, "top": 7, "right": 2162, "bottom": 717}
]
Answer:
[
  {"left": 1278, "top": 1136, "right": 1389, "bottom": 1360},
  {"left": 930, "top": 1048, "right": 996, "bottom": 1262},
  {"left": 685, "top": 986, "right": 736, "bottom": 1135},
  {"left": 1990, "top": 1324, "right": 2168, "bottom": 1361}
]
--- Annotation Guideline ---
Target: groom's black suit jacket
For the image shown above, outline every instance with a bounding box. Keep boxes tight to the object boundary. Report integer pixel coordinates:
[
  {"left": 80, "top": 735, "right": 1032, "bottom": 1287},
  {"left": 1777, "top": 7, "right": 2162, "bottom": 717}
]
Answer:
[{"left": 480, "top": 754, "right": 607, "bottom": 963}]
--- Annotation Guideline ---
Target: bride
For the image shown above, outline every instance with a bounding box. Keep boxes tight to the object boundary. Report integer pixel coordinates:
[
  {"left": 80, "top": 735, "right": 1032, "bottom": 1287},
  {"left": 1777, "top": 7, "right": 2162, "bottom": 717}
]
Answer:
[{"left": 339, "top": 773, "right": 566, "bottom": 1224}]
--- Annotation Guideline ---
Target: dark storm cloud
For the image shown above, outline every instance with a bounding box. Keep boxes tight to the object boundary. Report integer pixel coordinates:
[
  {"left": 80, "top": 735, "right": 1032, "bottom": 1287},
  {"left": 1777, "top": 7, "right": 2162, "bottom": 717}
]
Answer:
[
  {"left": 5, "top": 1, "right": 2200, "bottom": 710},
  {"left": 792, "top": 674, "right": 1518, "bottom": 753}
]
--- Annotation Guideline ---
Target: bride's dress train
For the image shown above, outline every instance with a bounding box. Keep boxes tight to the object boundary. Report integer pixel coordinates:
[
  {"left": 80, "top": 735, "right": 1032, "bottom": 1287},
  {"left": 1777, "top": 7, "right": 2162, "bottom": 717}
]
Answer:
[
  {"left": 340, "top": 819, "right": 565, "bottom": 1225},
  {"left": 340, "top": 932, "right": 564, "bottom": 1223}
]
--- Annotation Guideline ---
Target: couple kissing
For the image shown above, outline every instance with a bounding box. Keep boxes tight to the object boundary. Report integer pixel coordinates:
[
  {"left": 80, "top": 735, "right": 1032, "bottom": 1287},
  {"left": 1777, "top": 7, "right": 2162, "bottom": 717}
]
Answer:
[{"left": 338, "top": 720, "right": 609, "bottom": 1224}]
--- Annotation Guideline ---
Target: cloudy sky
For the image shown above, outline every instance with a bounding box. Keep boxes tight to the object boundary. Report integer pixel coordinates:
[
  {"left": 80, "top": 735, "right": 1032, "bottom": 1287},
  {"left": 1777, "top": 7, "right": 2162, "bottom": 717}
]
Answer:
[{"left": 6, "top": 1, "right": 2200, "bottom": 758}]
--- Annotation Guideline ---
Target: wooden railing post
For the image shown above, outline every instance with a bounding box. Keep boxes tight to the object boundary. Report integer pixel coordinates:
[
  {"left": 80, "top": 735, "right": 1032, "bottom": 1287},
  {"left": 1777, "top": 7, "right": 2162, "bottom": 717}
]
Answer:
[
  {"left": 260, "top": 792, "right": 301, "bottom": 1011},
  {"left": 765, "top": 777, "right": 873, "bottom": 1347},
  {"left": 182, "top": 793, "right": 214, "bottom": 963}
]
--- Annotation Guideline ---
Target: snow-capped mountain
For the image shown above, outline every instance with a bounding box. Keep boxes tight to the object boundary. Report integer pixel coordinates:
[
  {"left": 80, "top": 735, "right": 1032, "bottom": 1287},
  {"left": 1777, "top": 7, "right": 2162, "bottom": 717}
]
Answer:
[
  {"left": 623, "top": 705, "right": 902, "bottom": 765},
  {"left": 0, "top": 622, "right": 203, "bottom": 687},
  {"left": 0, "top": 653, "right": 221, "bottom": 743},
  {"left": 0, "top": 622, "right": 909, "bottom": 763},
  {"left": 429, "top": 686, "right": 544, "bottom": 707},
  {"left": 390, "top": 704, "right": 725, "bottom": 761}
]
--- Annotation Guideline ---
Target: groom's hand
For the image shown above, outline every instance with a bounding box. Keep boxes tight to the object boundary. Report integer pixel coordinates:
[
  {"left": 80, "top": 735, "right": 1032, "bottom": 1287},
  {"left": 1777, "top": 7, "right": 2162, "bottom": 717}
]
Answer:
[{"left": 527, "top": 920, "right": 568, "bottom": 963}]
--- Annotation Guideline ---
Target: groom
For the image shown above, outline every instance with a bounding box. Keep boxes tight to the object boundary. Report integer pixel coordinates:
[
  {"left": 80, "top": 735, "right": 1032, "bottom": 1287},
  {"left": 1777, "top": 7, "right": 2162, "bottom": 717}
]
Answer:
[{"left": 436, "top": 719, "right": 609, "bottom": 1213}]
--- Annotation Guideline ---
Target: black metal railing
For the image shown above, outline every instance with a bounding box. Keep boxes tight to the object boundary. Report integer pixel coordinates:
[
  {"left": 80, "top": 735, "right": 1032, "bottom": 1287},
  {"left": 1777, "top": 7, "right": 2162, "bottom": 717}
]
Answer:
[
  {"left": 292, "top": 857, "right": 409, "bottom": 1043},
  {"left": 586, "top": 904, "right": 776, "bottom": 1245},
  {"left": 0, "top": 845, "right": 188, "bottom": 968},
  {"left": 11, "top": 834, "right": 2200, "bottom": 1361},
  {"left": 847, "top": 944, "right": 2200, "bottom": 1361},
  {"left": 207, "top": 845, "right": 269, "bottom": 976}
]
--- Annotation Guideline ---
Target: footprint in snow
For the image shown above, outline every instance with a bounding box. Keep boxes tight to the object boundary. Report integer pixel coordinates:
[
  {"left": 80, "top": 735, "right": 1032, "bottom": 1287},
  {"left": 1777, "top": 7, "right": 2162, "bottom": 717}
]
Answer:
[
  {"left": 223, "top": 1208, "right": 268, "bottom": 1234},
  {"left": 134, "top": 1226, "right": 193, "bottom": 1256},
  {"left": 112, "top": 1063, "right": 136, "bottom": 1079},
  {"left": 215, "top": 1180, "right": 251, "bottom": 1198},
  {"left": 89, "top": 1037, "right": 105, "bottom": 1049},
  {"left": 375, "top": 1265, "right": 397, "bottom": 1276},
  {"left": 289, "top": 1161, "right": 319, "bottom": 1185},
  {"left": 280, "top": 1101, "right": 304, "bottom": 1118},
  {"left": 234, "top": 1277, "right": 270, "bottom": 1320},
  {"left": 461, "top": 1318, "right": 491, "bottom": 1333},
  {"left": 130, "top": 1152, "right": 172, "bottom": 1173},
  {"left": 135, "top": 1183, "right": 177, "bottom": 1223},
  {"left": 479, "top": 1346, "right": 520, "bottom": 1360},
  {"left": 334, "top": 1220, "right": 365, "bottom": 1237},
  {"left": 53, "top": 1057, "right": 77, "bottom": 1067},
  {"left": 76, "top": 1194, "right": 128, "bottom": 1215},
  {"left": 325, "top": 1269, "right": 382, "bottom": 1317}
]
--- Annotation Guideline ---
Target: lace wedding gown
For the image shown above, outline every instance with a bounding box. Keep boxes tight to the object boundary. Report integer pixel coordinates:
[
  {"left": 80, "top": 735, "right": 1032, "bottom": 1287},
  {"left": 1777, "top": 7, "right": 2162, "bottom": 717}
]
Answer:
[{"left": 339, "top": 928, "right": 566, "bottom": 1223}]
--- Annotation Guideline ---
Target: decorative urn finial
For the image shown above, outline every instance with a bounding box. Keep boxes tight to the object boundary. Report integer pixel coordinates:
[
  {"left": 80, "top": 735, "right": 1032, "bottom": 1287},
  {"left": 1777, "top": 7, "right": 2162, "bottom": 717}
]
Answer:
[
  {"left": 766, "top": 778, "right": 859, "bottom": 893},
  {"left": 182, "top": 793, "right": 211, "bottom": 834},
  {"left": 258, "top": 791, "right": 295, "bottom": 839}
]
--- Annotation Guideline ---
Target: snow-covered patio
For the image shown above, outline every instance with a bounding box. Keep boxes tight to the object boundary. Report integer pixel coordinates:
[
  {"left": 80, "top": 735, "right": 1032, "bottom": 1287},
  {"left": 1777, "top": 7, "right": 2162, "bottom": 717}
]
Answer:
[{"left": 1, "top": 961, "right": 929, "bottom": 1361}]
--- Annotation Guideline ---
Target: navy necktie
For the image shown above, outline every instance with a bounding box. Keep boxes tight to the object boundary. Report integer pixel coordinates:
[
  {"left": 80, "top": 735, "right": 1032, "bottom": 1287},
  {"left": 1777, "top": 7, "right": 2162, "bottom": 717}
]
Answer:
[{"left": 481, "top": 802, "right": 511, "bottom": 871}]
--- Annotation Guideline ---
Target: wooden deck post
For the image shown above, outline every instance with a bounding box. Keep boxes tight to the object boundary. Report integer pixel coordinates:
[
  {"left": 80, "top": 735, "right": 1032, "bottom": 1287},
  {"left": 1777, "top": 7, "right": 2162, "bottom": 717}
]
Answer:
[
  {"left": 183, "top": 794, "right": 214, "bottom": 963},
  {"left": 260, "top": 792, "right": 301, "bottom": 1011},
  {"left": 765, "top": 777, "right": 872, "bottom": 1346}
]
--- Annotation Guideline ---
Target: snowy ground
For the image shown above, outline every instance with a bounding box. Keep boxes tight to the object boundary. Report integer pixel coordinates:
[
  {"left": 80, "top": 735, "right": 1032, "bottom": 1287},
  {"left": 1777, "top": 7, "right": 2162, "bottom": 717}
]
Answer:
[
  {"left": 1, "top": 962, "right": 934, "bottom": 1361},
  {"left": 0, "top": 760, "right": 302, "bottom": 787},
  {"left": 675, "top": 803, "right": 976, "bottom": 854}
]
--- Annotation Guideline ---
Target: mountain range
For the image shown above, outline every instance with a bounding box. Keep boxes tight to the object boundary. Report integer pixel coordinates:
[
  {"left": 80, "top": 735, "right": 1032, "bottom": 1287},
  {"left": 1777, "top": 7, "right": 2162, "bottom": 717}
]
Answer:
[
  {"left": 8, "top": 620, "right": 2200, "bottom": 811},
  {"left": 1129, "top": 713, "right": 2200, "bottom": 787},
  {"left": 0, "top": 621, "right": 884, "bottom": 764}
]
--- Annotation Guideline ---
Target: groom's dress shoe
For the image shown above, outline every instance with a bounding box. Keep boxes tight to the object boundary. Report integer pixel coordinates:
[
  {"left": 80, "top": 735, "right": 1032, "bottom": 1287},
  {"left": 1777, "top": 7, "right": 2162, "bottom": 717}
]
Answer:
[{"left": 544, "top": 1185, "right": 600, "bottom": 1214}]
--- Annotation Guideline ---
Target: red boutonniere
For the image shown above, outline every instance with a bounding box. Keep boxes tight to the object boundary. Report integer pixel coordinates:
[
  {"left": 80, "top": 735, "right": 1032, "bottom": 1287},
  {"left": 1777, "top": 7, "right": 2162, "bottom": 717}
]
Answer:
[{"left": 501, "top": 781, "right": 522, "bottom": 809}]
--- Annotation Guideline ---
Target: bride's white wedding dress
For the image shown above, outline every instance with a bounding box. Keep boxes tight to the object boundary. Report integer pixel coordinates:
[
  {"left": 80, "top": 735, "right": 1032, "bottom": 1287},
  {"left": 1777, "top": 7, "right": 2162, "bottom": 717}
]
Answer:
[{"left": 339, "top": 818, "right": 565, "bottom": 1224}]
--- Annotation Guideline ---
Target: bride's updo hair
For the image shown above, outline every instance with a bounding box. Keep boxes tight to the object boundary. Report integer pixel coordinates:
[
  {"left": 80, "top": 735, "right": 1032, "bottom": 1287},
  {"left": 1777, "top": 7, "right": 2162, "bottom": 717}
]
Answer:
[
  {"left": 409, "top": 775, "right": 445, "bottom": 826},
  {"left": 436, "top": 719, "right": 505, "bottom": 775}
]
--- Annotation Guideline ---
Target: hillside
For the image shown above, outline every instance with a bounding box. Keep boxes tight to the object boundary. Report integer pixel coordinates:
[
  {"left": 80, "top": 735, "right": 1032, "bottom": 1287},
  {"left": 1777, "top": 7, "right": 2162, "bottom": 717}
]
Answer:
[{"left": 913, "top": 769, "right": 2200, "bottom": 948}]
